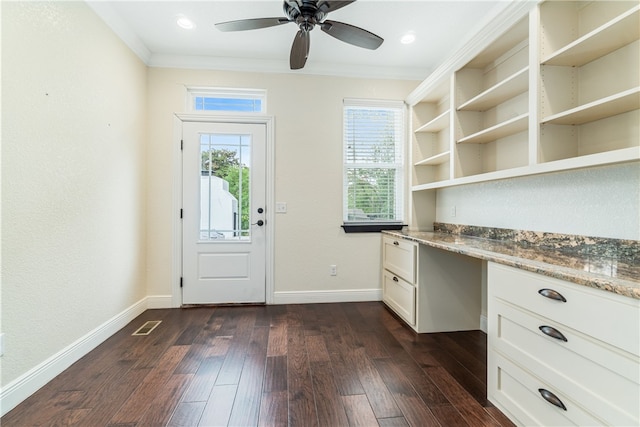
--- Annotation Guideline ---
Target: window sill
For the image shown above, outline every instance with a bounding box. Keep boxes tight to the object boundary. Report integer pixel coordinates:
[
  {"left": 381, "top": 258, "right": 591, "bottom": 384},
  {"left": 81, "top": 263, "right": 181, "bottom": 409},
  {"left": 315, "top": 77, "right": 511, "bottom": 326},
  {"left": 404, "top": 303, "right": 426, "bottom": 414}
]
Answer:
[{"left": 341, "top": 223, "right": 406, "bottom": 233}]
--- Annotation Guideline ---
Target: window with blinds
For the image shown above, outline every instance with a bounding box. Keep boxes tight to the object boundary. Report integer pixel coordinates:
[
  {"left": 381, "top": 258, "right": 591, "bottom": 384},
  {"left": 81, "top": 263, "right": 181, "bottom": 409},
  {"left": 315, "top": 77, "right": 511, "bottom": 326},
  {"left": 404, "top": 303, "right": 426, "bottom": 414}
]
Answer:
[{"left": 343, "top": 99, "right": 405, "bottom": 229}]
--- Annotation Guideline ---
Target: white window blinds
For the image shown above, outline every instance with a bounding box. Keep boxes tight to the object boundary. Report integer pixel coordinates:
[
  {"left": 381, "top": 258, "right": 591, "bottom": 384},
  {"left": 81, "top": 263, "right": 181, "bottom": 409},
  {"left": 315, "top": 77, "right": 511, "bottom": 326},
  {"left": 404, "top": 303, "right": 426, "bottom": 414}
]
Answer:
[{"left": 343, "top": 99, "right": 405, "bottom": 223}]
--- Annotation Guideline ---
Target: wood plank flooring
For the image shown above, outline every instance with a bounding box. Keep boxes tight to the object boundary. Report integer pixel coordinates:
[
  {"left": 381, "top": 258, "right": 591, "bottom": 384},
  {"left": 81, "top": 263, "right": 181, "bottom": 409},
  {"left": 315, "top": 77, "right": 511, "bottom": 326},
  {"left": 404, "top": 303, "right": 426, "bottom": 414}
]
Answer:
[{"left": 1, "top": 302, "right": 515, "bottom": 427}]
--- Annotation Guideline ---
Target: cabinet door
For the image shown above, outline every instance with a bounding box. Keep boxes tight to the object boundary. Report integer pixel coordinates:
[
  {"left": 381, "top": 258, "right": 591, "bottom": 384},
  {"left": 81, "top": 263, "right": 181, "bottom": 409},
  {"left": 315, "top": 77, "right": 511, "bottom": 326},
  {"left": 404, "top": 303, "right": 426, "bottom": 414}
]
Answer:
[
  {"left": 382, "top": 270, "right": 416, "bottom": 325},
  {"left": 382, "top": 236, "right": 417, "bottom": 283}
]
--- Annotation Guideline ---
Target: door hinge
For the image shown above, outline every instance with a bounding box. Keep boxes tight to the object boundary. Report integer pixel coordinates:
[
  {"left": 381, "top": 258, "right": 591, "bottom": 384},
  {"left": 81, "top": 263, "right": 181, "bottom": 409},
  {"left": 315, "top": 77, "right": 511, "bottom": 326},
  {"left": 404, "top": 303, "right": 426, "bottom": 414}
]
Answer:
[
  {"left": 180, "top": 277, "right": 183, "bottom": 288},
  {"left": 180, "top": 139, "right": 184, "bottom": 150},
  {"left": 180, "top": 209, "right": 183, "bottom": 219}
]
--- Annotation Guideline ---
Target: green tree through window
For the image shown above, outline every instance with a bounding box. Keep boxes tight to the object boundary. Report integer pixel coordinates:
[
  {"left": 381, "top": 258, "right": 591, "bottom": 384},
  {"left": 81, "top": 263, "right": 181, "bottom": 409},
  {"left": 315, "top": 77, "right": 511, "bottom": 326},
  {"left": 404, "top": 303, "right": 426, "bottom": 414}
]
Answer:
[
  {"left": 202, "top": 148, "right": 250, "bottom": 233},
  {"left": 343, "top": 100, "right": 404, "bottom": 223}
]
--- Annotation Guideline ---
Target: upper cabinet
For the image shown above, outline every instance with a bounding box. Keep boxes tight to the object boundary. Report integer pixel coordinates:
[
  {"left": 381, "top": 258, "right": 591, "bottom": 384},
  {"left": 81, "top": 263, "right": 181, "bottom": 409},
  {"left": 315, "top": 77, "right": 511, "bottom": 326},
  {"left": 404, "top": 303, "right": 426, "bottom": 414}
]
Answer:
[{"left": 408, "top": 0, "right": 639, "bottom": 193}]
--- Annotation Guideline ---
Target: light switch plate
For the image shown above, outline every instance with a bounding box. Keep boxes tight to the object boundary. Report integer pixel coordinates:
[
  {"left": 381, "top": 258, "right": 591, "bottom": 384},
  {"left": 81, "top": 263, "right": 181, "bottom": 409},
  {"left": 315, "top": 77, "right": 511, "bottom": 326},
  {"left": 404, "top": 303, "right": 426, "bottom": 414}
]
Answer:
[{"left": 275, "top": 202, "right": 287, "bottom": 213}]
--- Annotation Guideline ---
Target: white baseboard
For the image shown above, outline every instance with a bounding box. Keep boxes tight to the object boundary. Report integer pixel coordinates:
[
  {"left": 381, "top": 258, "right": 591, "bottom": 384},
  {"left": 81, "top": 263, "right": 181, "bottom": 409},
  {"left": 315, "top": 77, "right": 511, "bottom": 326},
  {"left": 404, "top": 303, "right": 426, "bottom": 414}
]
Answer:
[
  {"left": 0, "top": 297, "right": 149, "bottom": 417},
  {"left": 480, "top": 314, "right": 488, "bottom": 334},
  {"left": 146, "top": 294, "right": 174, "bottom": 309},
  {"left": 273, "top": 289, "right": 382, "bottom": 305}
]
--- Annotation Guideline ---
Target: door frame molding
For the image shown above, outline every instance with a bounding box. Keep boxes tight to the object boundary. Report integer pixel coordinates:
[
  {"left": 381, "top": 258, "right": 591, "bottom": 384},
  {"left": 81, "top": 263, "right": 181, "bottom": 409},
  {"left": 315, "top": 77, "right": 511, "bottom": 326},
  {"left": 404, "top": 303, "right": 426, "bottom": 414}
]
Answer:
[{"left": 172, "top": 113, "right": 275, "bottom": 307}]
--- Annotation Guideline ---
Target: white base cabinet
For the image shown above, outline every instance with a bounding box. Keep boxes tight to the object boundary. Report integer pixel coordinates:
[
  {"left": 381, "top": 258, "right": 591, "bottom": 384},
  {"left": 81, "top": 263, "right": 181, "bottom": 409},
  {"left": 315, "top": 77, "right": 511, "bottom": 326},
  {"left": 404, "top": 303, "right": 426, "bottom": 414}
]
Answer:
[
  {"left": 382, "top": 236, "right": 482, "bottom": 333},
  {"left": 488, "top": 262, "right": 640, "bottom": 426}
]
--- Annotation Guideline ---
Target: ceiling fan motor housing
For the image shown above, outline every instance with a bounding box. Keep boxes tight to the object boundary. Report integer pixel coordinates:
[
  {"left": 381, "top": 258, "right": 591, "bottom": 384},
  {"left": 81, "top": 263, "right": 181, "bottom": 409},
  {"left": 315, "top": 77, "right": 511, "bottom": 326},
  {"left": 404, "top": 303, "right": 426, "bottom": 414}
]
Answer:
[{"left": 284, "top": 0, "right": 326, "bottom": 32}]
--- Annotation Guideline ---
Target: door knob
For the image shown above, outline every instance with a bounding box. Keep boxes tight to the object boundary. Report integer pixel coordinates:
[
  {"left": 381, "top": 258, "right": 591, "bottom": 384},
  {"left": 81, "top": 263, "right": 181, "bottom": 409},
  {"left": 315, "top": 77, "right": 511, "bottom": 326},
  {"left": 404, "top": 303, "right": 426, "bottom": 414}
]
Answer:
[
  {"left": 257, "top": 208, "right": 264, "bottom": 213},
  {"left": 256, "top": 220, "right": 264, "bottom": 226}
]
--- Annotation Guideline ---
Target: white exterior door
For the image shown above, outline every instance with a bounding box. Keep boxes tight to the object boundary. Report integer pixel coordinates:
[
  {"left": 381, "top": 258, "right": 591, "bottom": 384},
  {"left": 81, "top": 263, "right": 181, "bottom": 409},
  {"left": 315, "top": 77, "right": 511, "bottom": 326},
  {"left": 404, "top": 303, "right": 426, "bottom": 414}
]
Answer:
[{"left": 182, "top": 121, "right": 266, "bottom": 304}]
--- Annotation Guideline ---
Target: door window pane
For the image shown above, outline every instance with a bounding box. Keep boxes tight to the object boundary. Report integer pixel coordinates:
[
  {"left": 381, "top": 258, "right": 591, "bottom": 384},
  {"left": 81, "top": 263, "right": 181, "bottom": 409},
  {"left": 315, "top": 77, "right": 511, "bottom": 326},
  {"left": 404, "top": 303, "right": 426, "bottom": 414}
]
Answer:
[{"left": 199, "top": 133, "right": 251, "bottom": 240}]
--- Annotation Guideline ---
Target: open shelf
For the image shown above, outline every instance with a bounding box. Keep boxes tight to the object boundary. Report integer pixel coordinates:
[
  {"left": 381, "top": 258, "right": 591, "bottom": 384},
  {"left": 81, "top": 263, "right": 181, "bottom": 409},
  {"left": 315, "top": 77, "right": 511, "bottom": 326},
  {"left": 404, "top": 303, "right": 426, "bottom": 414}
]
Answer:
[
  {"left": 542, "top": 5, "right": 640, "bottom": 67},
  {"left": 406, "top": 0, "right": 638, "bottom": 197},
  {"left": 412, "top": 147, "right": 640, "bottom": 191},
  {"left": 457, "top": 113, "right": 528, "bottom": 144},
  {"left": 415, "top": 151, "right": 450, "bottom": 166},
  {"left": 458, "top": 67, "right": 529, "bottom": 112},
  {"left": 542, "top": 87, "right": 640, "bottom": 125},
  {"left": 415, "top": 110, "right": 450, "bottom": 133}
]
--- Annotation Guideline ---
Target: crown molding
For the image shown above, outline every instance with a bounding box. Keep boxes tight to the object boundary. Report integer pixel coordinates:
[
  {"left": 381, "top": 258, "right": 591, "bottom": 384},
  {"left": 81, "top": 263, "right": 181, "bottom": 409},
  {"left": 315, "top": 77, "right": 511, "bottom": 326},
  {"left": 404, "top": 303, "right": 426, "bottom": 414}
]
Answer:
[
  {"left": 86, "top": 1, "right": 151, "bottom": 63},
  {"left": 148, "top": 53, "right": 428, "bottom": 81}
]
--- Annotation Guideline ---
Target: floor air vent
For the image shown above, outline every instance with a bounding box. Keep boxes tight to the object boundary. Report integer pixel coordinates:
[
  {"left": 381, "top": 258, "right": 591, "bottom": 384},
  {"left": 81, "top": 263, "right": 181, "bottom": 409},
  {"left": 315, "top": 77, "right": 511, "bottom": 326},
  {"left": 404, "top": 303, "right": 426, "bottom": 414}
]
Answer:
[{"left": 132, "top": 320, "right": 161, "bottom": 336}]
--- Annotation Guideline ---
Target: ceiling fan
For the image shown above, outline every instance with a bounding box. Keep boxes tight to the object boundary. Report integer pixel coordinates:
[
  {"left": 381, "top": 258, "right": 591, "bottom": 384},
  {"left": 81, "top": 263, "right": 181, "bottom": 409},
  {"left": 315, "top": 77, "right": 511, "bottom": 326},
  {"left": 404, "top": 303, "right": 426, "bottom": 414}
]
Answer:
[{"left": 215, "top": 0, "right": 384, "bottom": 70}]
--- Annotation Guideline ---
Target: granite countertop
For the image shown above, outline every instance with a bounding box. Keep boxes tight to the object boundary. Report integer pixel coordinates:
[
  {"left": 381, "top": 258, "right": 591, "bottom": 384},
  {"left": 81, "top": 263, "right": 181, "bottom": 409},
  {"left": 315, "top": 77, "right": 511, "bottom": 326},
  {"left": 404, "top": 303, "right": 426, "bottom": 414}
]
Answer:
[{"left": 383, "top": 227, "right": 640, "bottom": 300}]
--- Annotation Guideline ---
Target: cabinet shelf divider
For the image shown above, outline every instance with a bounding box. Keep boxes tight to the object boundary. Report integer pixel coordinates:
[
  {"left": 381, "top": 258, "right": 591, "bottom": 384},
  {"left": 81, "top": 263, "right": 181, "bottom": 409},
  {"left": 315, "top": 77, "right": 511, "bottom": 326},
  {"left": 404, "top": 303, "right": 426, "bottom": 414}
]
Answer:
[
  {"left": 458, "top": 67, "right": 529, "bottom": 112},
  {"left": 415, "top": 151, "right": 451, "bottom": 166},
  {"left": 415, "top": 109, "right": 450, "bottom": 133},
  {"left": 457, "top": 113, "right": 529, "bottom": 144},
  {"left": 542, "top": 87, "right": 640, "bottom": 125}
]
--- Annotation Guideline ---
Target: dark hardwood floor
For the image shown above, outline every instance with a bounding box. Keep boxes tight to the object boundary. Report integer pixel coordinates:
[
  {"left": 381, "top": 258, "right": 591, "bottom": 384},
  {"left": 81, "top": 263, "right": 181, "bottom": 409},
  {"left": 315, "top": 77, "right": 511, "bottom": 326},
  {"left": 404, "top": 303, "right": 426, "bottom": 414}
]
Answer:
[{"left": 1, "top": 302, "right": 515, "bottom": 427}]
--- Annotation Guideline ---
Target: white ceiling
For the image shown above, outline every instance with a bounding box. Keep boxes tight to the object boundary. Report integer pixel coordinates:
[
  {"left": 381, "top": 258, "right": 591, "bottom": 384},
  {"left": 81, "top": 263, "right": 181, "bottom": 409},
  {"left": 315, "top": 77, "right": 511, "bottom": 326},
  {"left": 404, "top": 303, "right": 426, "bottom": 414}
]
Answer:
[{"left": 89, "top": 0, "right": 513, "bottom": 80}]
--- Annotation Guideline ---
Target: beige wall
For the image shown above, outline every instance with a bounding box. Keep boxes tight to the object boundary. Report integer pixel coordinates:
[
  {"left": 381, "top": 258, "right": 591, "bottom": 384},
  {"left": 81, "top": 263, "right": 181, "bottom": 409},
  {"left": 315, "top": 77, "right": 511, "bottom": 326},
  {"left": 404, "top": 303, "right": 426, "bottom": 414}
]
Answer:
[
  {"left": 1, "top": 1, "right": 147, "bottom": 386},
  {"left": 146, "top": 68, "right": 418, "bottom": 300}
]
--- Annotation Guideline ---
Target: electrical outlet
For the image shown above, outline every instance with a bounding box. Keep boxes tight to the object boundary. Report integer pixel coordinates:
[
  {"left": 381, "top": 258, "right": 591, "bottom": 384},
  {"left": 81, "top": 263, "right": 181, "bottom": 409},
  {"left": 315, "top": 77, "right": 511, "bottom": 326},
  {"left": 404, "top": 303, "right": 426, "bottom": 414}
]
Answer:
[
  {"left": 451, "top": 205, "right": 457, "bottom": 217},
  {"left": 275, "top": 202, "right": 287, "bottom": 213},
  {"left": 329, "top": 265, "right": 337, "bottom": 276}
]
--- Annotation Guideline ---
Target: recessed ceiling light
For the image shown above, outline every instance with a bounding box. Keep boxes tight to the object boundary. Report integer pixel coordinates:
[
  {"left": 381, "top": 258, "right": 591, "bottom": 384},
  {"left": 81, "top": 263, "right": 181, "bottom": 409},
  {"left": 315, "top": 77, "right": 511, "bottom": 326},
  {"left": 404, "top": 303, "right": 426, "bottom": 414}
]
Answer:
[
  {"left": 177, "top": 15, "right": 195, "bottom": 30},
  {"left": 401, "top": 33, "right": 416, "bottom": 44}
]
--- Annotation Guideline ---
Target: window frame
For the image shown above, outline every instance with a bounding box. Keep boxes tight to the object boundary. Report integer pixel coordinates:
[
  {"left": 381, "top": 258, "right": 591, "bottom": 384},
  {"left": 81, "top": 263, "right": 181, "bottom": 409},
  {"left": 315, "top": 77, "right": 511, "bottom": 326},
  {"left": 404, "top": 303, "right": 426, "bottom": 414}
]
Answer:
[
  {"left": 186, "top": 87, "right": 267, "bottom": 114},
  {"left": 342, "top": 98, "right": 407, "bottom": 233}
]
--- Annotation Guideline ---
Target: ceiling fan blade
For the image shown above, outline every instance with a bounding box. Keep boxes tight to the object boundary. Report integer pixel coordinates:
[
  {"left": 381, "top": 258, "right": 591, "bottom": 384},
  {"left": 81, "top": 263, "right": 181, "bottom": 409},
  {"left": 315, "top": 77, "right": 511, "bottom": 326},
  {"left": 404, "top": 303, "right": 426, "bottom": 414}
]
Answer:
[
  {"left": 215, "top": 17, "right": 290, "bottom": 32},
  {"left": 317, "top": 1, "right": 356, "bottom": 14},
  {"left": 290, "top": 30, "right": 310, "bottom": 70},
  {"left": 320, "top": 20, "right": 383, "bottom": 49}
]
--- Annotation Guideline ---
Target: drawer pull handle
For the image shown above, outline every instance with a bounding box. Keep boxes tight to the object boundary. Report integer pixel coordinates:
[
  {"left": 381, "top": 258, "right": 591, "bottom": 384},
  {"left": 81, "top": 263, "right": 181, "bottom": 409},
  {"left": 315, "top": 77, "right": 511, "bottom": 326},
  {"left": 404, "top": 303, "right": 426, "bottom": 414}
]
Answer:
[
  {"left": 538, "top": 288, "right": 567, "bottom": 302},
  {"left": 538, "top": 388, "right": 567, "bottom": 411},
  {"left": 393, "top": 241, "right": 399, "bottom": 246},
  {"left": 392, "top": 276, "right": 399, "bottom": 282},
  {"left": 539, "top": 325, "right": 568, "bottom": 342}
]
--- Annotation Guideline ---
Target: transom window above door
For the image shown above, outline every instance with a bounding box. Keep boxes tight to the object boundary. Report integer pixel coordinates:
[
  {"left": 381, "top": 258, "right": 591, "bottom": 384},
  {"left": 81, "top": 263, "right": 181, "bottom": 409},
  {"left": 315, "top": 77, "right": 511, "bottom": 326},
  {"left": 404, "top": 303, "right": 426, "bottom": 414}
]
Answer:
[{"left": 187, "top": 87, "right": 266, "bottom": 113}]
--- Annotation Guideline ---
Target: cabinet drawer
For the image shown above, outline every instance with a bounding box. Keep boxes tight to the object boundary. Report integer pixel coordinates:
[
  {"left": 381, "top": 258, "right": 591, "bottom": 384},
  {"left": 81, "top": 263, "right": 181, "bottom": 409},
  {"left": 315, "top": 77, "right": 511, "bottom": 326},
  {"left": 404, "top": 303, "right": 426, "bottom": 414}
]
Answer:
[
  {"left": 490, "top": 298, "right": 639, "bottom": 426},
  {"left": 489, "top": 350, "right": 603, "bottom": 426},
  {"left": 382, "top": 269, "right": 416, "bottom": 325},
  {"left": 382, "top": 236, "right": 417, "bottom": 284},
  {"left": 488, "top": 262, "right": 640, "bottom": 355}
]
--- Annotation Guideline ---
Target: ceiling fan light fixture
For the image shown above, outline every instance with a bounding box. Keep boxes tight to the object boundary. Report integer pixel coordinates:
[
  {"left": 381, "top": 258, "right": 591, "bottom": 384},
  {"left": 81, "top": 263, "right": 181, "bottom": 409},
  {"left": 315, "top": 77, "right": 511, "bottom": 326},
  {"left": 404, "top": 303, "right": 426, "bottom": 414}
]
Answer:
[
  {"left": 401, "top": 32, "right": 416, "bottom": 44},
  {"left": 177, "top": 15, "right": 195, "bottom": 30}
]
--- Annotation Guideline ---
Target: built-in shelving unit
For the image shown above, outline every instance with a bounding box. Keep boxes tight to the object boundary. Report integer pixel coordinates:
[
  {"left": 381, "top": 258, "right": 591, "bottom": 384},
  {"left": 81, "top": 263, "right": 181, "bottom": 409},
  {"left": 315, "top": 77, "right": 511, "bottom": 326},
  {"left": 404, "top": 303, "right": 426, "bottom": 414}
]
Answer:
[
  {"left": 538, "top": 0, "right": 640, "bottom": 164},
  {"left": 406, "top": 0, "right": 639, "bottom": 209},
  {"left": 411, "top": 79, "right": 451, "bottom": 190},
  {"left": 454, "top": 16, "right": 530, "bottom": 179}
]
